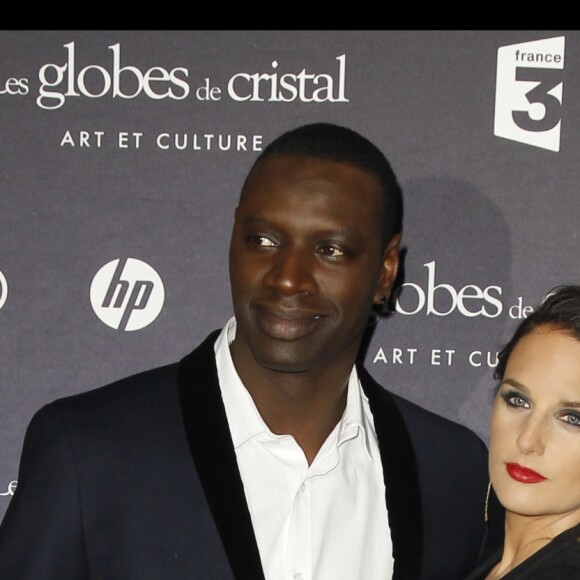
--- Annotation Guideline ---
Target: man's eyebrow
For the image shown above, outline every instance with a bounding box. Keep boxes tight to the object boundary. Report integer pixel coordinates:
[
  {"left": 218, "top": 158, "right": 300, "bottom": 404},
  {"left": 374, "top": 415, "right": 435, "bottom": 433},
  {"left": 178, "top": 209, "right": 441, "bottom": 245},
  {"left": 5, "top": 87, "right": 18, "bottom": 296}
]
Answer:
[{"left": 239, "top": 215, "right": 273, "bottom": 225}]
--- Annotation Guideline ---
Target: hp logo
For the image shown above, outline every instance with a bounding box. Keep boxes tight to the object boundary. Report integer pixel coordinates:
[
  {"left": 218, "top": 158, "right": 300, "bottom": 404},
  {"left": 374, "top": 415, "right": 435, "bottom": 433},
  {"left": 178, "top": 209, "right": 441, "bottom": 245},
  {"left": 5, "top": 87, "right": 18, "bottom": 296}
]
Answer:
[
  {"left": 0, "top": 270, "right": 7, "bottom": 310},
  {"left": 90, "top": 258, "right": 165, "bottom": 331}
]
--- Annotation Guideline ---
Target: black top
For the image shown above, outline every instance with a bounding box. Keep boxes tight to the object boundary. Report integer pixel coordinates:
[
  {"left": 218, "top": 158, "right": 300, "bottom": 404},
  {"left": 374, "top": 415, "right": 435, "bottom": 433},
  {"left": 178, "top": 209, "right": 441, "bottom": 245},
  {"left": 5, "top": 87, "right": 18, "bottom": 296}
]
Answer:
[{"left": 464, "top": 523, "right": 580, "bottom": 579}]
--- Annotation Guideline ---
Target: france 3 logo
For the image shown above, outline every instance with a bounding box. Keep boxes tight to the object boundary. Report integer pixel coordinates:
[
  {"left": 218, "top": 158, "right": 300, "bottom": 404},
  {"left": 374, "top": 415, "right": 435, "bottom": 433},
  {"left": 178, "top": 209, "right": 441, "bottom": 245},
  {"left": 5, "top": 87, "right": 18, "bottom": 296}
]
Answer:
[
  {"left": 90, "top": 258, "right": 165, "bottom": 331},
  {"left": 494, "top": 36, "right": 565, "bottom": 152},
  {"left": 0, "top": 270, "right": 7, "bottom": 310}
]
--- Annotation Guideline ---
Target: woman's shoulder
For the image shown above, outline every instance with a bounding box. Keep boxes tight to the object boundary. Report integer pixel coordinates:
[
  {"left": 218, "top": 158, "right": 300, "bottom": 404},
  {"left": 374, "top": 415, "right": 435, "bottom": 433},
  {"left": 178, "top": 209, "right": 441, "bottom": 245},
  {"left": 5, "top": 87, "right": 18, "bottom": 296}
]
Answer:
[{"left": 463, "top": 524, "right": 580, "bottom": 580}]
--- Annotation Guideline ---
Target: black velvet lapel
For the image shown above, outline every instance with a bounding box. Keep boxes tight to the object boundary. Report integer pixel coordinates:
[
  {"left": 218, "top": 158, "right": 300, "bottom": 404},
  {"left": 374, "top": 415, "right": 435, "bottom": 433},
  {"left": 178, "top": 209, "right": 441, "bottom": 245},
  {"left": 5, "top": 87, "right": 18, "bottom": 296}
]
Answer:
[
  {"left": 177, "top": 330, "right": 422, "bottom": 579},
  {"left": 358, "top": 365, "right": 424, "bottom": 580},
  {"left": 177, "top": 331, "right": 266, "bottom": 580}
]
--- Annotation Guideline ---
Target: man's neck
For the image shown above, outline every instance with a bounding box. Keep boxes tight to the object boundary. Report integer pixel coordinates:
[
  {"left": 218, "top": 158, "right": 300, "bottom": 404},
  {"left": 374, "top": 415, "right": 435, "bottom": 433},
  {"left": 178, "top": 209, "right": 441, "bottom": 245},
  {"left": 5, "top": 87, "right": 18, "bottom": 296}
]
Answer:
[{"left": 230, "top": 341, "right": 354, "bottom": 465}]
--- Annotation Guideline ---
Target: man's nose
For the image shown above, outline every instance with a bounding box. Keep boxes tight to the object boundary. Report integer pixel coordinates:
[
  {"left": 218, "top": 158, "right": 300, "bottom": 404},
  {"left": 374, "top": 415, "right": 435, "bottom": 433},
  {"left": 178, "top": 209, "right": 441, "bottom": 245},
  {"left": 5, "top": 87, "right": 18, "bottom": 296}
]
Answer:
[{"left": 263, "top": 246, "right": 317, "bottom": 296}]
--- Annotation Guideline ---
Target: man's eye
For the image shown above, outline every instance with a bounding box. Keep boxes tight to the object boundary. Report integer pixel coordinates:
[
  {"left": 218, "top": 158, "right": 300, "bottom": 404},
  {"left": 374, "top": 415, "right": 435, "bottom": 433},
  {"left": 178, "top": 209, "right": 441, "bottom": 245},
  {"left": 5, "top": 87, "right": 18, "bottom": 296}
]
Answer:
[
  {"left": 248, "top": 235, "right": 277, "bottom": 247},
  {"left": 318, "top": 245, "right": 345, "bottom": 258}
]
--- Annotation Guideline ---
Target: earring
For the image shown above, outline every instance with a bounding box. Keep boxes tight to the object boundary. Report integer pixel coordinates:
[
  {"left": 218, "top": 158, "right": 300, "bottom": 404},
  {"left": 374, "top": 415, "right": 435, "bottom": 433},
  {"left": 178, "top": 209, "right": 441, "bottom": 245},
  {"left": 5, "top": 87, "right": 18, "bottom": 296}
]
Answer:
[
  {"left": 369, "top": 295, "right": 389, "bottom": 325},
  {"left": 484, "top": 481, "right": 491, "bottom": 523},
  {"left": 380, "top": 294, "right": 393, "bottom": 314}
]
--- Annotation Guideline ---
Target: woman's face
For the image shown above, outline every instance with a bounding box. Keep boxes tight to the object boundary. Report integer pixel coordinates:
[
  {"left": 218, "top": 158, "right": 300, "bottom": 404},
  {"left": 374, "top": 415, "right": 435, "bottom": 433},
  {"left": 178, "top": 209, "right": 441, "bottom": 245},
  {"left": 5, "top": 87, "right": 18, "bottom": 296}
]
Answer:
[{"left": 489, "top": 327, "right": 580, "bottom": 523}]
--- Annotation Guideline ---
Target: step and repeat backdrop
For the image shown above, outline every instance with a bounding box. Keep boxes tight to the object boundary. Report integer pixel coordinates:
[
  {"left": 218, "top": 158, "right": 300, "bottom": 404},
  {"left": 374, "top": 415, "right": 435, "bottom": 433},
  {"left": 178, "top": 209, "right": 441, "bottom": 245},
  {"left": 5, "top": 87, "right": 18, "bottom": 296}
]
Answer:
[{"left": 1, "top": 30, "right": 578, "bottom": 515}]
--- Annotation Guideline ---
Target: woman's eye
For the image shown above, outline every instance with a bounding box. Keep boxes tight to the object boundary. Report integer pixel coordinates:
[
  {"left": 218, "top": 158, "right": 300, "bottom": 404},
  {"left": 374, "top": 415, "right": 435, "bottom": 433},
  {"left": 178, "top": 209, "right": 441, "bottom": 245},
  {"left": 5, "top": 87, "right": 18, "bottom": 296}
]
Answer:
[
  {"left": 508, "top": 396, "right": 528, "bottom": 408},
  {"left": 560, "top": 412, "right": 580, "bottom": 428},
  {"left": 501, "top": 391, "right": 529, "bottom": 409}
]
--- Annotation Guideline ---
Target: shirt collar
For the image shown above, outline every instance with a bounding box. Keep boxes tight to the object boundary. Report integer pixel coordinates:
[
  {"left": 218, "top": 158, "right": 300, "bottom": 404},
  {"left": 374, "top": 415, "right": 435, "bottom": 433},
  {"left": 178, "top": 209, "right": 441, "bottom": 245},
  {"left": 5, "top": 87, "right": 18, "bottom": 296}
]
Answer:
[
  {"left": 214, "top": 317, "right": 374, "bottom": 459},
  {"left": 214, "top": 317, "right": 268, "bottom": 447}
]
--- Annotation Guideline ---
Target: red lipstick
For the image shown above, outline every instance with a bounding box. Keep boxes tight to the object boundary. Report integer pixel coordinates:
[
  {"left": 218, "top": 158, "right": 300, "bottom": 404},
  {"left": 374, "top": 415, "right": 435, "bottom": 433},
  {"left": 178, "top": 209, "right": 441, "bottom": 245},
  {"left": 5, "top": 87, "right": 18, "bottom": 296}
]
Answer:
[{"left": 506, "top": 463, "right": 546, "bottom": 483}]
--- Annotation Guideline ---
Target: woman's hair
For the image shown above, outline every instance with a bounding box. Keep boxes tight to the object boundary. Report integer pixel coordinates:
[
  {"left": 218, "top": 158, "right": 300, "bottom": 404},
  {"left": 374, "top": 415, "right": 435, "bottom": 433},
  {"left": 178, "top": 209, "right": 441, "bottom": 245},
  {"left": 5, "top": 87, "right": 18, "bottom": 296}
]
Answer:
[{"left": 494, "top": 285, "right": 580, "bottom": 386}]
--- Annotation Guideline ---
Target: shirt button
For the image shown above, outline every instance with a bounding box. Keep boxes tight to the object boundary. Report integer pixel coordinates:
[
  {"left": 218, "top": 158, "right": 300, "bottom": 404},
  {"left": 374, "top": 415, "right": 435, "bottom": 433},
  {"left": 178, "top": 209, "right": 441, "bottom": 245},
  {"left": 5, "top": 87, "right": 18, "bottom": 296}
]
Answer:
[{"left": 299, "top": 483, "right": 306, "bottom": 493}]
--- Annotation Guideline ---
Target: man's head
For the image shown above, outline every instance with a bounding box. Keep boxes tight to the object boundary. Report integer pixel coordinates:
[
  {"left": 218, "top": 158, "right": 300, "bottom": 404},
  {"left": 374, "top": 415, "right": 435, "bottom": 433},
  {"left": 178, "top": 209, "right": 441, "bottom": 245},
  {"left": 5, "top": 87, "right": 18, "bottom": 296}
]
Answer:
[
  {"left": 241, "top": 122, "right": 403, "bottom": 248},
  {"left": 229, "top": 123, "right": 402, "bottom": 378}
]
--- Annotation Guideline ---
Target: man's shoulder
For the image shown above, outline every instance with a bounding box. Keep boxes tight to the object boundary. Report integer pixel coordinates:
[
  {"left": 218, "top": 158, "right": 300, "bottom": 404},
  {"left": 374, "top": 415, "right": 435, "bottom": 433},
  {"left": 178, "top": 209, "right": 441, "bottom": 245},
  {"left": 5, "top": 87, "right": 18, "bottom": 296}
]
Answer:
[
  {"left": 359, "top": 365, "right": 486, "bottom": 452},
  {"left": 23, "top": 362, "right": 182, "bottom": 447},
  {"left": 44, "top": 329, "right": 221, "bottom": 419},
  {"left": 390, "top": 389, "right": 485, "bottom": 447},
  {"left": 51, "top": 362, "right": 179, "bottom": 413}
]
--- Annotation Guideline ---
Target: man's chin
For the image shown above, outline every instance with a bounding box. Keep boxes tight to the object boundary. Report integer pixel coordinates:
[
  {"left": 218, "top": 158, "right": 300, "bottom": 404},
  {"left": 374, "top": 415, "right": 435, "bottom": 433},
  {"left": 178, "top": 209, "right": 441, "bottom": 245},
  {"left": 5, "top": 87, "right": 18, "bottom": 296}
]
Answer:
[{"left": 252, "top": 349, "right": 315, "bottom": 375}]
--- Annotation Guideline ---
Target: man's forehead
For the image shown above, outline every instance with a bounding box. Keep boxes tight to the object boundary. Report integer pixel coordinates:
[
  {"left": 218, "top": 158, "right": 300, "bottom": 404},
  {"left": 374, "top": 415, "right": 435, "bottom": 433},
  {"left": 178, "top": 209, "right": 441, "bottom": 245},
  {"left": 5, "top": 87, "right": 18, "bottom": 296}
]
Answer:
[
  {"left": 241, "top": 153, "right": 382, "bottom": 198},
  {"left": 235, "top": 154, "right": 385, "bottom": 243}
]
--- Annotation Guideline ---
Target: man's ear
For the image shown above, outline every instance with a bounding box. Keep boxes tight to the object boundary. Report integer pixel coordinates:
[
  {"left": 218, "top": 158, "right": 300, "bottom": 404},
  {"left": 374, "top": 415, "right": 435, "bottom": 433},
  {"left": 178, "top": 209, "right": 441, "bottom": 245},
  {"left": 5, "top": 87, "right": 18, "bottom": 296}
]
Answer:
[{"left": 374, "top": 233, "right": 401, "bottom": 304}]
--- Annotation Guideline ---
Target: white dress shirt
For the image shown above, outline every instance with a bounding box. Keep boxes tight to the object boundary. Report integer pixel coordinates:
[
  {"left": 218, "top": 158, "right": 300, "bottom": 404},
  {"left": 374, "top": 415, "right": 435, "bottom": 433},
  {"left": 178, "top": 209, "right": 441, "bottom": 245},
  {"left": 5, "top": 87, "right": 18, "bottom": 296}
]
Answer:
[{"left": 214, "top": 318, "right": 394, "bottom": 580}]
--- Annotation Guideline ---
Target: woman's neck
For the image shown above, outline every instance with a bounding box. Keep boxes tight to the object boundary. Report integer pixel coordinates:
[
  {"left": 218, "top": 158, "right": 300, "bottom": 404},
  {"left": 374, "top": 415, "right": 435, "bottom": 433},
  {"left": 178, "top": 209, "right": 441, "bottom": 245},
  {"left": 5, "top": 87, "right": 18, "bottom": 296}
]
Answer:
[{"left": 488, "top": 511, "right": 580, "bottom": 579}]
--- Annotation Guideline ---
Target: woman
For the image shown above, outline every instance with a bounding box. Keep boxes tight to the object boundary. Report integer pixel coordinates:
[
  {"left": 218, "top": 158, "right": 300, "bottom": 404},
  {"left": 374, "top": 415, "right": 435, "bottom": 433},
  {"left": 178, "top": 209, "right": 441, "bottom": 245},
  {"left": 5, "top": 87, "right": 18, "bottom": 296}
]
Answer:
[{"left": 466, "top": 285, "right": 580, "bottom": 579}]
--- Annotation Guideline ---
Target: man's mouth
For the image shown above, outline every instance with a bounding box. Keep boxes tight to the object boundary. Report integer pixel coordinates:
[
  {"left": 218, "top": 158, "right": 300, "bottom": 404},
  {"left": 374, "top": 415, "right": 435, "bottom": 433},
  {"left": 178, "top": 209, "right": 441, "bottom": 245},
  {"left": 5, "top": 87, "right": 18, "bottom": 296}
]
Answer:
[{"left": 254, "top": 305, "right": 325, "bottom": 341}]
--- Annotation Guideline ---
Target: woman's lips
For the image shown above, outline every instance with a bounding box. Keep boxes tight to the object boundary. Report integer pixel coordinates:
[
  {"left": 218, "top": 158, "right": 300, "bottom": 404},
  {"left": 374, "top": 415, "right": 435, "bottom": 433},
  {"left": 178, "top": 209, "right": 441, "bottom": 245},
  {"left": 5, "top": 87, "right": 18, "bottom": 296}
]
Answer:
[{"left": 505, "top": 463, "right": 546, "bottom": 483}]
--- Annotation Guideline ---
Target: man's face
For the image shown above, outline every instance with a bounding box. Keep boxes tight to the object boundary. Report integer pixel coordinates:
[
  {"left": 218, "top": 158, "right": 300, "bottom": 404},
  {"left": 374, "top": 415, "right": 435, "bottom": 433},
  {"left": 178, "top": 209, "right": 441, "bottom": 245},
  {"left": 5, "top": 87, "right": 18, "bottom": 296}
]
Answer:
[{"left": 228, "top": 153, "right": 399, "bottom": 377}]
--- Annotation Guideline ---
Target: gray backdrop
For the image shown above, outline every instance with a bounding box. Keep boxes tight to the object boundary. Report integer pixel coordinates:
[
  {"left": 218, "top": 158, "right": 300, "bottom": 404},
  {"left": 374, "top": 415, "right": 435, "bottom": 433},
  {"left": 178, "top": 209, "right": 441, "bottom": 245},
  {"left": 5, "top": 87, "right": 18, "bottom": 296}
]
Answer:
[{"left": 1, "top": 30, "right": 578, "bottom": 516}]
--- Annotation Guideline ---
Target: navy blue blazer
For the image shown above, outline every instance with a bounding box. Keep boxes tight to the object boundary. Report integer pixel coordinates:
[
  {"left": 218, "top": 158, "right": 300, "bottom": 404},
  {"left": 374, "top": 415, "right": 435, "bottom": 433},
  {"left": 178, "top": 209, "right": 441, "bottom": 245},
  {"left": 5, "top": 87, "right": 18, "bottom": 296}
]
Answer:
[{"left": 0, "top": 331, "right": 502, "bottom": 579}]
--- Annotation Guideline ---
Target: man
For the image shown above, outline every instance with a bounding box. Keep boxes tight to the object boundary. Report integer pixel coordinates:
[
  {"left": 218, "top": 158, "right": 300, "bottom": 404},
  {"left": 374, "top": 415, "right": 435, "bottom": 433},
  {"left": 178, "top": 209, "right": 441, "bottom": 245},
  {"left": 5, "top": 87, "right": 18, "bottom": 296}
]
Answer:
[{"left": 0, "top": 123, "right": 502, "bottom": 579}]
